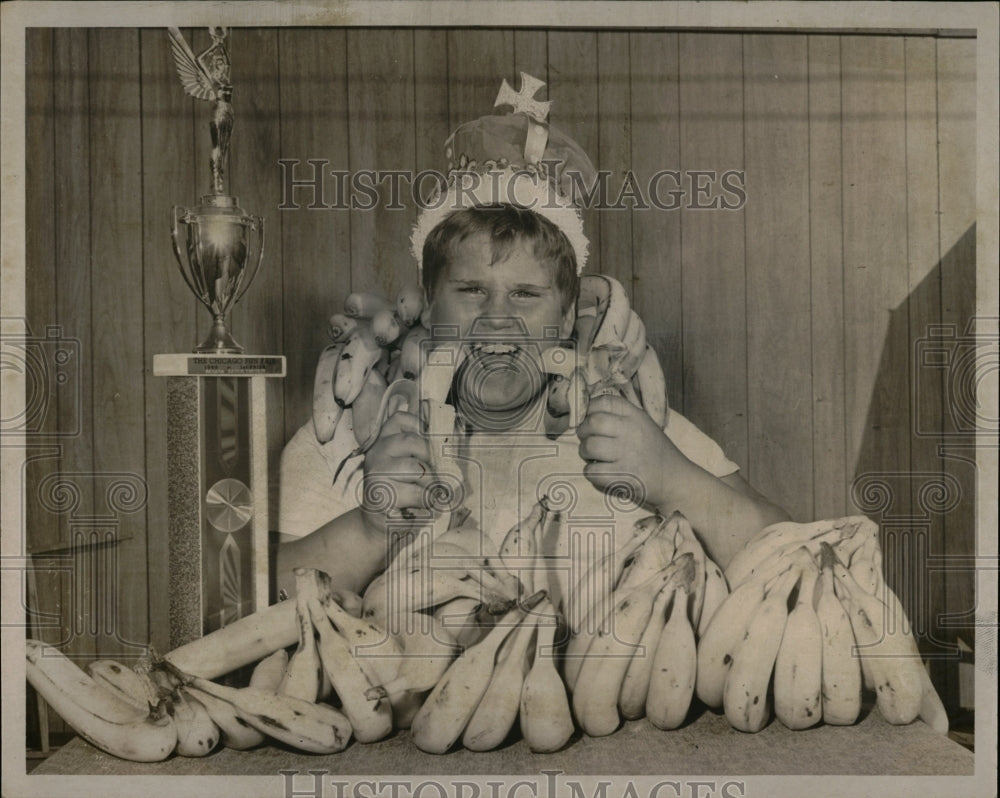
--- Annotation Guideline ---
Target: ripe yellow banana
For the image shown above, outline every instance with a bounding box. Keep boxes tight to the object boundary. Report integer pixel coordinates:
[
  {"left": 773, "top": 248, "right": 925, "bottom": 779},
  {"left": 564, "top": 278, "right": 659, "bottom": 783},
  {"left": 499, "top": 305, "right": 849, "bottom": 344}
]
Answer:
[
  {"left": 344, "top": 291, "right": 393, "bottom": 319},
  {"left": 724, "top": 518, "right": 844, "bottom": 590},
  {"left": 826, "top": 543, "right": 924, "bottom": 725},
  {"left": 168, "top": 687, "right": 220, "bottom": 757},
  {"left": 462, "top": 609, "right": 539, "bottom": 751},
  {"left": 249, "top": 648, "right": 290, "bottom": 691},
  {"left": 573, "top": 555, "right": 695, "bottom": 737},
  {"left": 308, "top": 593, "right": 393, "bottom": 742},
  {"left": 396, "top": 285, "right": 426, "bottom": 328},
  {"left": 26, "top": 640, "right": 177, "bottom": 762},
  {"left": 722, "top": 564, "right": 802, "bottom": 733},
  {"left": 278, "top": 588, "right": 321, "bottom": 702},
  {"left": 773, "top": 563, "right": 823, "bottom": 730},
  {"left": 328, "top": 312, "right": 359, "bottom": 343},
  {"left": 372, "top": 309, "right": 403, "bottom": 347},
  {"left": 410, "top": 591, "right": 545, "bottom": 754},
  {"left": 334, "top": 324, "right": 383, "bottom": 408},
  {"left": 815, "top": 558, "right": 862, "bottom": 726},
  {"left": 697, "top": 558, "right": 730, "bottom": 638},
  {"left": 313, "top": 342, "right": 345, "bottom": 443},
  {"left": 645, "top": 585, "right": 698, "bottom": 730},
  {"left": 618, "top": 574, "right": 675, "bottom": 720},
  {"left": 173, "top": 669, "right": 352, "bottom": 754},
  {"left": 520, "top": 600, "right": 575, "bottom": 752},
  {"left": 633, "top": 344, "right": 669, "bottom": 428},
  {"left": 87, "top": 659, "right": 159, "bottom": 713}
]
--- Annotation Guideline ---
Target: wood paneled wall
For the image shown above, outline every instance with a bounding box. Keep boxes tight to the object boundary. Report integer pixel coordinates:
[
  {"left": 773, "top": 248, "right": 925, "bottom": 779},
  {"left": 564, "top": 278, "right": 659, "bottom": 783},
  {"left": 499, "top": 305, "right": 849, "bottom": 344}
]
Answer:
[{"left": 22, "top": 28, "right": 977, "bottom": 710}]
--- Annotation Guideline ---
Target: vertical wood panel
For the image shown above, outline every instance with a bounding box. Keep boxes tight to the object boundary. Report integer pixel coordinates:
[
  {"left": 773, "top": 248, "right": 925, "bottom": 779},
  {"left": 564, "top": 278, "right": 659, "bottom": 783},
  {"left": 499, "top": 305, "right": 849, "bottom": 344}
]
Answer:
[
  {"left": 678, "top": 33, "right": 748, "bottom": 468},
  {"left": 141, "top": 26, "right": 198, "bottom": 656},
  {"left": 842, "top": 35, "right": 910, "bottom": 480},
  {"left": 807, "top": 36, "right": 848, "bottom": 522},
  {"left": 548, "top": 31, "right": 600, "bottom": 264},
  {"left": 88, "top": 28, "right": 147, "bottom": 653},
  {"left": 347, "top": 29, "right": 417, "bottom": 299},
  {"left": 596, "top": 33, "right": 632, "bottom": 288},
  {"left": 628, "top": 33, "right": 682, "bottom": 412},
  {"left": 447, "top": 30, "right": 514, "bottom": 132},
  {"left": 936, "top": 36, "right": 977, "bottom": 676},
  {"left": 414, "top": 29, "right": 451, "bottom": 177},
  {"left": 278, "top": 29, "right": 351, "bottom": 440},
  {"left": 744, "top": 34, "right": 813, "bottom": 521},
  {"left": 513, "top": 30, "right": 549, "bottom": 91}
]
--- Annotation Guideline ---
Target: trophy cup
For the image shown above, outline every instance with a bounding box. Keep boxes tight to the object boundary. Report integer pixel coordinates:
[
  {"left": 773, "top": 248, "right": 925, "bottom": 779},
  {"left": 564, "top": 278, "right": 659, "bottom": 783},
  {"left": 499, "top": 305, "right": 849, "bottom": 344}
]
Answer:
[{"left": 168, "top": 26, "right": 264, "bottom": 354}]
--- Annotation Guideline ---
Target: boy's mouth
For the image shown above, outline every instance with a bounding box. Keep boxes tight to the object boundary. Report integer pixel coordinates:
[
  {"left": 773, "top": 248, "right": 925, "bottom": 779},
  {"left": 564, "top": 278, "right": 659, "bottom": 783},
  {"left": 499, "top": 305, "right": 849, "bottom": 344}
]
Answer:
[{"left": 468, "top": 342, "right": 522, "bottom": 356}]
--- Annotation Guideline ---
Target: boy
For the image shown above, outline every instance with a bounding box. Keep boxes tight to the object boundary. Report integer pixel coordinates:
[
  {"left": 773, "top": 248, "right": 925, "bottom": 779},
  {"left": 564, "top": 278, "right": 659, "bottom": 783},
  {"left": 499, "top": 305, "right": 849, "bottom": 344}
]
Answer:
[{"left": 276, "top": 76, "right": 788, "bottom": 598}]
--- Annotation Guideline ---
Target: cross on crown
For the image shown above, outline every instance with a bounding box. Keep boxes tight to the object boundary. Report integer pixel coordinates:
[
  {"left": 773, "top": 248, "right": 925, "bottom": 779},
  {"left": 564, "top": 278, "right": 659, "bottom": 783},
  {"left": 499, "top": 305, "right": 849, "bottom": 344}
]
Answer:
[{"left": 494, "top": 72, "right": 551, "bottom": 123}]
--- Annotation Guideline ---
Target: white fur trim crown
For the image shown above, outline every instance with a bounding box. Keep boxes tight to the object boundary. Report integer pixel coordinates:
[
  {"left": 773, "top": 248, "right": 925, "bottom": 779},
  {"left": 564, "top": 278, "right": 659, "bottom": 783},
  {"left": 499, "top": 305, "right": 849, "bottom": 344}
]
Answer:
[{"left": 410, "top": 166, "right": 589, "bottom": 277}]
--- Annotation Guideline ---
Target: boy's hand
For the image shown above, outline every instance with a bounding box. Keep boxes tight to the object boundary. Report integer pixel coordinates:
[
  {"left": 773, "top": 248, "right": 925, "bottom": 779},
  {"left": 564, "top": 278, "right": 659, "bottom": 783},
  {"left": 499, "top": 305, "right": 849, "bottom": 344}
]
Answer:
[
  {"left": 577, "top": 393, "right": 678, "bottom": 509},
  {"left": 361, "top": 410, "right": 434, "bottom": 536}
]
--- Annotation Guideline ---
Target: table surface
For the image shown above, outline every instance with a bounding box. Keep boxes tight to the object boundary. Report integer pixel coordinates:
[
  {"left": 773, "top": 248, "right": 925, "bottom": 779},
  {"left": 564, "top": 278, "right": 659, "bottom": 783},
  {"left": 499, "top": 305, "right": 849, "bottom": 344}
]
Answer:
[{"left": 32, "top": 706, "right": 975, "bottom": 777}]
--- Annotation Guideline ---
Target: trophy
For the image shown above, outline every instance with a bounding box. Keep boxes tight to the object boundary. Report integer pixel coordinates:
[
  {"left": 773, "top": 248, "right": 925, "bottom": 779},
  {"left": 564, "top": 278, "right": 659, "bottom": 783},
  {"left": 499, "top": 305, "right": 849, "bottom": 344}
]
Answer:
[{"left": 168, "top": 26, "right": 264, "bottom": 354}]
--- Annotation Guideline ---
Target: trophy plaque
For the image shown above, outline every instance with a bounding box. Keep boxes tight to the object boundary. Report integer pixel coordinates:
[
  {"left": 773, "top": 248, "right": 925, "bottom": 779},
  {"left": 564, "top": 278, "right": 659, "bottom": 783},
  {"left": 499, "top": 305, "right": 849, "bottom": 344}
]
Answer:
[{"left": 156, "top": 27, "right": 284, "bottom": 649}]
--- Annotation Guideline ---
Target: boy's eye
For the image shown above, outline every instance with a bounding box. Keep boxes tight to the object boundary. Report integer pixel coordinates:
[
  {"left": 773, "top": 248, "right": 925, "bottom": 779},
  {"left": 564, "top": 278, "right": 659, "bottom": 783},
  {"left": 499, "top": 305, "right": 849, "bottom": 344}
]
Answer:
[
  {"left": 512, "top": 290, "right": 540, "bottom": 299},
  {"left": 458, "top": 286, "right": 485, "bottom": 295}
]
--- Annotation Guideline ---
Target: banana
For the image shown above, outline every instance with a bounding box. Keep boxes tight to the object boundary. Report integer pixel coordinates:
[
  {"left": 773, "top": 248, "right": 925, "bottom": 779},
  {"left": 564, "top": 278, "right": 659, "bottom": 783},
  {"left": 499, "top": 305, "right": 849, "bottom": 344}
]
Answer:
[
  {"left": 334, "top": 325, "right": 383, "bottom": 408},
  {"left": 696, "top": 556, "right": 792, "bottom": 708},
  {"left": 396, "top": 324, "right": 429, "bottom": 380},
  {"left": 611, "top": 310, "right": 647, "bottom": 383},
  {"left": 168, "top": 687, "right": 220, "bottom": 757},
  {"left": 618, "top": 574, "right": 675, "bottom": 720},
  {"left": 171, "top": 669, "right": 352, "bottom": 754},
  {"left": 576, "top": 274, "right": 632, "bottom": 353},
  {"left": 616, "top": 517, "right": 677, "bottom": 594},
  {"left": 328, "top": 312, "right": 359, "bottom": 343},
  {"left": 670, "top": 513, "right": 707, "bottom": 628},
  {"left": 87, "top": 659, "right": 160, "bottom": 713},
  {"left": 573, "top": 555, "right": 695, "bottom": 737},
  {"left": 724, "top": 518, "right": 845, "bottom": 590},
  {"left": 249, "top": 648, "right": 290, "bottom": 691},
  {"left": 633, "top": 344, "right": 669, "bottom": 428},
  {"left": 25, "top": 640, "right": 178, "bottom": 762},
  {"left": 645, "top": 585, "right": 698, "bottom": 730},
  {"left": 722, "top": 564, "right": 802, "bottom": 733},
  {"left": 344, "top": 291, "right": 393, "bottom": 319},
  {"left": 365, "top": 610, "right": 460, "bottom": 700},
  {"left": 499, "top": 500, "right": 550, "bottom": 597},
  {"left": 773, "top": 563, "right": 823, "bottom": 730},
  {"left": 349, "top": 367, "right": 389, "bottom": 451},
  {"left": 307, "top": 593, "right": 393, "bottom": 743},
  {"left": 520, "top": 601, "right": 575, "bottom": 753},
  {"left": 462, "top": 609, "right": 539, "bottom": 751},
  {"left": 312, "top": 342, "right": 345, "bottom": 443},
  {"left": 825, "top": 543, "right": 924, "bottom": 725},
  {"left": 815, "top": 557, "right": 862, "bottom": 726},
  {"left": 323, "top": 597, "right": 402, "bottom": 689},
  {"left": 396, "top": 284, "right": 426, "bottom": 328},
  {"left": 697, "top": 558, "right": 729, "bottom": 638},
  {"left": 185, "top": 684, "right": 264, "bottom": 750},
  {"left": 435, "top": 596, "right": 488, "bottom": 649},
  {"left": 410, "top": 591, "right": 546, "bottom": 754},
  {"left": 278, "top": 588, "right": 322, "bottom": 703},
  {"left": 372, "top": 309, "right": 403, "bottom": 347}
]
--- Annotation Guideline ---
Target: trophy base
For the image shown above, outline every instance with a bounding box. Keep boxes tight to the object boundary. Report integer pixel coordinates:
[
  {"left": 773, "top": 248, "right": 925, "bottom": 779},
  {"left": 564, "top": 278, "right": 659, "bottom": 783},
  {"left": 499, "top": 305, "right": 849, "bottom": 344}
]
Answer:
[{"left": 196, "top": 319, "right": 244, "bottom": 354}]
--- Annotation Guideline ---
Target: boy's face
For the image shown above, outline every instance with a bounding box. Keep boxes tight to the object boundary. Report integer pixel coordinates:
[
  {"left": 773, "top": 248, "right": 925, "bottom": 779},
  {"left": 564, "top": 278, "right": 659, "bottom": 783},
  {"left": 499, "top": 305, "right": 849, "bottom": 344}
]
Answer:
[{"left": 426, "top": 231, "right": 575, "bottom": 421}]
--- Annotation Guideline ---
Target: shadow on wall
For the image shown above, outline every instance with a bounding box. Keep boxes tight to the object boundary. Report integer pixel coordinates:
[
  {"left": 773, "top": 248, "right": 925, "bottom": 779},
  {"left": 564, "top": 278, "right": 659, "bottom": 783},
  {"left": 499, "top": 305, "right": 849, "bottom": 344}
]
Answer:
[{"left": 850, "top": 222, "right": 980, "bottom": 716}]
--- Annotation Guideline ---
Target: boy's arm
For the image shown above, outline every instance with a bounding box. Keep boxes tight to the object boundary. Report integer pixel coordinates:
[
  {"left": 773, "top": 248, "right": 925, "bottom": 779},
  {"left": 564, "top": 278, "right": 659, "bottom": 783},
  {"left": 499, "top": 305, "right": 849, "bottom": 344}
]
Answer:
[
  {"left": 577, "top": 394, "right": 790, "bottom": 569},
  {"left": 273, "top": 507, "right": 389, "bottom": 599}
]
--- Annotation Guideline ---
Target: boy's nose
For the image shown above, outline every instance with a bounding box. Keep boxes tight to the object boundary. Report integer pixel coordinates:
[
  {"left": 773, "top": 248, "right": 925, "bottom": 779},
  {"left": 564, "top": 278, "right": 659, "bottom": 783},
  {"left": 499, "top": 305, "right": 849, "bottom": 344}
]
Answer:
[{"left": 469, "top": 315, "right": 530, "bottom": 336}]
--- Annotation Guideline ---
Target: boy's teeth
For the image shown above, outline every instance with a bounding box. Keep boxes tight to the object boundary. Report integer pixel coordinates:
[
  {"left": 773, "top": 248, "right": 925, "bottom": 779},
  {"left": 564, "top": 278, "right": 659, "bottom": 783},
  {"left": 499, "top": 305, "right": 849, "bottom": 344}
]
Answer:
[{"left": 472, "top": 343, "right": 520, "bottom": 355}]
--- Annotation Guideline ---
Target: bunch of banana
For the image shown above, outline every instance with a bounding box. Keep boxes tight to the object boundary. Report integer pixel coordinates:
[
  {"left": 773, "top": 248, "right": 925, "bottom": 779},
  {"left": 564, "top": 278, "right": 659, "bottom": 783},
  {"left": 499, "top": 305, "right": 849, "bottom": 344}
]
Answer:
[
  {"left": 409, "top": 589, "right": 549, "bottom": 754},
  {"left": 543, "top": 274, "right": 669, "bottom": 431},
  {"left": 696, "top": 517, "right": 948, "bottom": 735}
]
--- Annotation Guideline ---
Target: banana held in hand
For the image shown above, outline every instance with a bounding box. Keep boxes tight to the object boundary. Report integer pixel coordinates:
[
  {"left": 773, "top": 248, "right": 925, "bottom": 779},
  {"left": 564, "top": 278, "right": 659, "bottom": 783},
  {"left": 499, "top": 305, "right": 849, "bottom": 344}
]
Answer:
[
  {"left": 722, "top": 563, "right": 802, "bottom": 733},
  {"left": 25, "top": 640, "right": 177, "bottom": 762},
  {"left": 396, "top": 285, "right": 426, "bottom": 327},
  {"left": 633, "top": 344, "right": 669, "bottom": 428},
  {"left": 312, "top": 342, "right": 345, "bottom": 443},
  {"left": 334, "top": 325, "right": 383, "bottom": 408},
  {"left": 344, "top": 291, "right": 392, "bottom": 319},
  {"left": 645, "top": 584, "right": 698, "bottom": 730},
  {"left": 773, "top": 563, "right": 823, "bottom": 730},
  {"left": 520, "top": 600, "right": 575, "bottom": 753}
]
